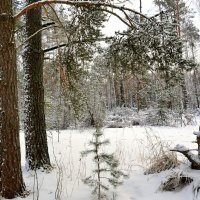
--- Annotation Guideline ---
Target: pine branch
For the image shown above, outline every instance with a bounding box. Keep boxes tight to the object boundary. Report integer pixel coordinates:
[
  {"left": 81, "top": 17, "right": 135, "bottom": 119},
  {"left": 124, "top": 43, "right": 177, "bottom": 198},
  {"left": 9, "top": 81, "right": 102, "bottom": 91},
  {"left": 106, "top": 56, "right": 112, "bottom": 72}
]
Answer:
[
  {"left": 43, "top": 37, "right": 113, "bottom": 53},
  {"left": 90, "top": 139, "right": 110, "bottom": 147},
  {"left": 81, "top": 149, "right": 95, "bottom": 157}
]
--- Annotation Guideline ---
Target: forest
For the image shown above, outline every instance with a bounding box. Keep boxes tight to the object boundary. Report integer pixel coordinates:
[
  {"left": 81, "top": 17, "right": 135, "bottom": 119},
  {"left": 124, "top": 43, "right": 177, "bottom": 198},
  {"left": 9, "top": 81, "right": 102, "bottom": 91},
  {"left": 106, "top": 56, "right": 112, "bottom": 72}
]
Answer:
[{"left": 1, "top": 0, "right": 200, "bottom": 199}]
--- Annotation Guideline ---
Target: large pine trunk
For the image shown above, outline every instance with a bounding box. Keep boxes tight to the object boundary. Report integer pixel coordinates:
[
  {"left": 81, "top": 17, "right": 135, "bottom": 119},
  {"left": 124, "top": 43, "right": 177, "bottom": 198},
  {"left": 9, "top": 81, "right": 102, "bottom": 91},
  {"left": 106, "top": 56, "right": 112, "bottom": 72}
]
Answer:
[
  {"left": 0, "top": 0, "right": 25, "bottom": 198},
  {"left": 23, "top": 0, "right": 51, "bottom": 170}
]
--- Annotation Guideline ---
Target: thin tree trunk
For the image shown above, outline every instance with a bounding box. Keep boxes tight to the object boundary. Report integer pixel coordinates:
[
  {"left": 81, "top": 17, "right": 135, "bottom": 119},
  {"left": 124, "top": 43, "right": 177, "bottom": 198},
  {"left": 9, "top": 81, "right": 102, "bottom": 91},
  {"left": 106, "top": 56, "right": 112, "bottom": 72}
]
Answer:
[
  {"left": 114, "top": 75, "right": 120, "bottom": 107},
  {"left": 110, "top": 77, "right": 116, "bottom": 108},
  {"left": 176, "top": 0, "right": 181, "bottom": 37},
  {"left": 165, "top": 71, "right": 173, "bottom": 109},
  {"left": 120, "top": 79, "right": 125, "bottom": 107},
  {"left": 139, "top": 0, "right": 142, "bottom": 21},
  {"left": 181, "top": 81, "right": 188, "bottom": 110},
  {"left": 136, "top": 81, "right": 141, "bottom": 112},
  {"left": 62, "top": 98, "right": 70, "bottom": 129},
  {"left": 0, "top": 0, "right": 25, "bottom": 198},
  {"left": 191, "top": 42, "right": 199, "bottom": 108},
  {"left": 193, "top": 70, "right": 200, "bottom": 108},
  {"left": 95, "top": 135, "right": 101, "bottom": 200},
  {"left": 23, "top": 0, "right": 51, "bottom": 170}
]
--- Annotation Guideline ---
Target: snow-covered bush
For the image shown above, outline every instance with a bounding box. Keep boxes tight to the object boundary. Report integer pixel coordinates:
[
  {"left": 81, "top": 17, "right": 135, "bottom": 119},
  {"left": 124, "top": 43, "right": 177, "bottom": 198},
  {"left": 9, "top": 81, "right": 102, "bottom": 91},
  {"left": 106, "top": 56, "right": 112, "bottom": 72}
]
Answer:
[
  {"left": 105, "top": 107, "right": 197, "bottom": 128},
  {"left": 145, "top": 107, "right": 170, "bottom": 126},
  {"left": 142, "top": 132, "right": 179, "bottom": 174},
  {"left": 145, "top": 107, "right": 196, "bottom": 127},
  {"left": 106, "top": 107, "right": 141, "bottom": 128},
  {"left": 45, "top": 104, "right": 197, "bottom": 130}
]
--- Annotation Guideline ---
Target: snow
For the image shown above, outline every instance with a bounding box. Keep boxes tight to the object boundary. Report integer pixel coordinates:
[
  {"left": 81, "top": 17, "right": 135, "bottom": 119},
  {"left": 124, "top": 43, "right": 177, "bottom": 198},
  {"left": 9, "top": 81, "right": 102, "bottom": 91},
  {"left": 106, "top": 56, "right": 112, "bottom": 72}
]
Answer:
[
  {"left": 193, "top": 131, "right": 200, "bottom": 137},
  {"left": 11, "top": 125, "right": 200, "bottom": 200},
  {"left": 173, "top": 144, "right": 189, "bottom": 152}
]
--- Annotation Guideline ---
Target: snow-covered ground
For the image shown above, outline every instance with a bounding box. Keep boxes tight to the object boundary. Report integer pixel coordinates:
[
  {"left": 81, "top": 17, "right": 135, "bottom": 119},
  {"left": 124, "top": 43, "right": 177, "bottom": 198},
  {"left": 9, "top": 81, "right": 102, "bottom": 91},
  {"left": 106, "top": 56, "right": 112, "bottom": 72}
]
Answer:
[{"left": 14, "top": 125, "right": 200, "bottom": 200}]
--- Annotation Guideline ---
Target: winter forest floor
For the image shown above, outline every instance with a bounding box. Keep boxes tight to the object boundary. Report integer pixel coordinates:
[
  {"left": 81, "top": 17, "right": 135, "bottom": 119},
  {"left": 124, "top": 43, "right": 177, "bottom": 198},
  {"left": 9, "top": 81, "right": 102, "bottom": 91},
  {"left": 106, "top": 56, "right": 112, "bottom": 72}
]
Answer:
[{"left": 12, "top": 125, "right": 200, "bottom": 200}]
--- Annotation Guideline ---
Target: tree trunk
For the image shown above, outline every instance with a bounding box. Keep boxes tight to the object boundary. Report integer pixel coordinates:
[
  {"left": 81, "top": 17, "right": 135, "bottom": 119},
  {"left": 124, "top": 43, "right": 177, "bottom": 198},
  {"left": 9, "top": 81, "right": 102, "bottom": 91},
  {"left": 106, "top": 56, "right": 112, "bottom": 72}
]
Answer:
[
  {"left": 23, "top": 0, "right": 51, "bottom": 170},
  {"left": 193, "top": 70, "right": 199, "bottom": 108},
  {"left": 176, "top": 0, "right": 181, "bottom": 37},
  {"left": 181, "top": 76, "right": 188, "bottom": 110},
  {"left": 191, "top": 42, "right": 199, "bottom": 108},
  {"left": 120, "top": 79, "right": 125, "bottom": 107},
  {"left": 114, "top": 76, "right": 120, "bottom": 107},
  {"left": 139, "top": 0, "right": 142, "bottom": 21},
  {"left": 0, "top": 0, "right": 25, "bottom": 198}
]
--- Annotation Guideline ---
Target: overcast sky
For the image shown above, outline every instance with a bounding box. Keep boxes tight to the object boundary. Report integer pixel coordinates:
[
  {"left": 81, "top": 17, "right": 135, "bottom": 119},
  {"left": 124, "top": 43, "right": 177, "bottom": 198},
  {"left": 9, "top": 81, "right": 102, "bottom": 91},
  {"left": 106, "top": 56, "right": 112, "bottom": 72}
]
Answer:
[{"left": 102, "top": 0, "right": 200, "bottom": 36}]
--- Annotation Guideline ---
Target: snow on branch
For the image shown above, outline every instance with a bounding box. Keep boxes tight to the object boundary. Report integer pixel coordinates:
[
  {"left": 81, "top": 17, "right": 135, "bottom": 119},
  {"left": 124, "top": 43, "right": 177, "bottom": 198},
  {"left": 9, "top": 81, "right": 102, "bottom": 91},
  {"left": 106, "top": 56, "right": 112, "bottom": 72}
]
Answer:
[
  {"left": 170, "top": 127, "right": 200, "bottom": 169},
  {"left": 172, "top": 144, "right": 189, "bottom": 152},
  {"left": 193, "top": 131, "right": 200, "bottom": 137},
  {"left": 171, "top": 145, "right": 200, "bottom": 169}
]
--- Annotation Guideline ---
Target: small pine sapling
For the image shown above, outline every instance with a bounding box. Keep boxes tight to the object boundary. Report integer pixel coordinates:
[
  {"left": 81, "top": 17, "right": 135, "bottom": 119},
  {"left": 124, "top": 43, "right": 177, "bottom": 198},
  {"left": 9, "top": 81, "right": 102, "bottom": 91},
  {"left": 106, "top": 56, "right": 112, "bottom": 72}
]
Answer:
[{"left": 81, "top": 128, "right": 127, "bottom": 200}]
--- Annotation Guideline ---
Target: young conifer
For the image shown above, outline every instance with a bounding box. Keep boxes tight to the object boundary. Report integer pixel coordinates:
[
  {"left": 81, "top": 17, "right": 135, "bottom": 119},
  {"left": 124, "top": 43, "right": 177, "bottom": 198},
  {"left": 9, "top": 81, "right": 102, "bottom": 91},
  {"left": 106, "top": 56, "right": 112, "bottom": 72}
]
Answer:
[{"left": 82, "top": 128, "right": 127, "bottom": 200}]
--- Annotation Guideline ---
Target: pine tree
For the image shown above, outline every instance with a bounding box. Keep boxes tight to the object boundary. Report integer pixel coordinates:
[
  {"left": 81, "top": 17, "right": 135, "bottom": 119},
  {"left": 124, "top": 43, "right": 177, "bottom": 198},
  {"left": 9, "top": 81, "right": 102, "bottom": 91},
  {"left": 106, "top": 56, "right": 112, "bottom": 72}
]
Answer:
[
  {"left": 153, "top": 0, "right": 198, "bottom": 110},
  {"left": 0, "top": 0, "right": 25, "bottom": 198},
  {"left": 82, "top": 128, "right": 126, "bottom": 200},
  {"left": 23, "top": 0, "right": 51, "bottom": 170}
]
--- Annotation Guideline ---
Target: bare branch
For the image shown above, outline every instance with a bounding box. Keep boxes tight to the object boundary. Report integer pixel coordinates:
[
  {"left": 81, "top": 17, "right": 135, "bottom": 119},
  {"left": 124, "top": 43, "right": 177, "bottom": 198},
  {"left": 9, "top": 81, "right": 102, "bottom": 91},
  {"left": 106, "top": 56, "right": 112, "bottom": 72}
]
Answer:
[
  {"left": 17, "top": 25, "right": 58, "bottom": 50},
  {"left": 121, "top": 9, "right": 136, "bottom": 29},
  {"left": 14, "top": 0, "right": 150, "bottom": 24},
  {"left": 95, "top": 8, "right": 132, "bottom": 28}
]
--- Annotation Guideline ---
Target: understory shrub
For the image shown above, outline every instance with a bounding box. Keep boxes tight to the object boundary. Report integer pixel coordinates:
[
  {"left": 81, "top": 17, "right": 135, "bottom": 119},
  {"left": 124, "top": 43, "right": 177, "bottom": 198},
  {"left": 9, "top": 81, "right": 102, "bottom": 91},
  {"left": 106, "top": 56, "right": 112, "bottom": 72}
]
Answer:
[{"left": 142, "top": 131, "right": 180, "bottom": 174}]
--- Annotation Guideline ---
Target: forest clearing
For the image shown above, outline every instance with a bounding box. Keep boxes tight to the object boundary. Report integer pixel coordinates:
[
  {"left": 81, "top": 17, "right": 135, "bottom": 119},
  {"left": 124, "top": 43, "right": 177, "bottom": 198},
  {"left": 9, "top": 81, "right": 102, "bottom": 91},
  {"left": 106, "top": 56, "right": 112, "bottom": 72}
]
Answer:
[
  {"left": 1, "top": 0, "right": 200, "bottom": 199},
  {"left": 17, "top": 124, "right": 200, "bottom": 200}
]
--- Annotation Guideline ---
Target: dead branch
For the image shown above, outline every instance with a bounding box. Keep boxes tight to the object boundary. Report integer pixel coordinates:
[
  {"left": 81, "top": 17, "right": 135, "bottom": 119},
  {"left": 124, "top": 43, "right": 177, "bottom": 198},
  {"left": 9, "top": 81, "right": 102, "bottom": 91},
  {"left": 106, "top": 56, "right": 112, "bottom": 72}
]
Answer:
[{"left": 17, "top": 25, "right": 58, "bottom": 50}]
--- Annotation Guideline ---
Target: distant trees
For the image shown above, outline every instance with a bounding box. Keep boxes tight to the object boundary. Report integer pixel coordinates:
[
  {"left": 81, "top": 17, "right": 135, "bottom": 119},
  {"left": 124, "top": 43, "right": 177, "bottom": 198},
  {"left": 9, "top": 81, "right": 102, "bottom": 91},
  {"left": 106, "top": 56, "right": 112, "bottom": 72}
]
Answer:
[
  {"left": 41, "top": 1, "right": 200, "bottom": 128},
  {"left": 43, "top": 4, "right": 108, "bottom": 128},
  {"left": 153, "top": 0, "right": 200, "bottom": 110},
  {"left": 104, "top": 12, "right": 190, "bottom": 105}
]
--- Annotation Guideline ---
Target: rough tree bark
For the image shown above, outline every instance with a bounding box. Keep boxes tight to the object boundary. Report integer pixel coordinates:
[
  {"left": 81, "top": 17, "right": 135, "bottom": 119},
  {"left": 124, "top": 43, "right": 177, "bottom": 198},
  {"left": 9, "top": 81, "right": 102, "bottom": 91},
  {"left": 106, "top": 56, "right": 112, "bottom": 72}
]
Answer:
[
  {"left": 23, "top": 0, "right": 51, "bottom": 170},
  {"left": 0, "top": 0, "right": 25, "bottom": 198}
]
